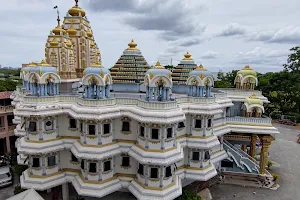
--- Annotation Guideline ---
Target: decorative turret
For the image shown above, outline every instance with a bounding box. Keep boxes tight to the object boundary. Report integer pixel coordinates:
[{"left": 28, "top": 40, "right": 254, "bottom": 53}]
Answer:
[
  {"left": 172, "top": 52, "right": 198, "bottom": 85},
  {"left": 144, "top": 61, "right": 172, "bottom": 101},
  {"left": 110, "top": 39, "right": 150, "bottom": 84},
  {"left": 187, "top": 64, "right": 214, "bottom": 97},
  {"left": 242, "top": 93, "right": 264, "bottom": 117},
  {"left": 234, "top": 65, "right": 258, "bottom": 90},
  {"left": 27, "top": 60, "right": 61, "bottom": 96},
  {"left": 82, "top": 61, "right": 112, "bottom": 99},
  {"left": 44, "top": 0, "right": 101, "bottom": 79}
]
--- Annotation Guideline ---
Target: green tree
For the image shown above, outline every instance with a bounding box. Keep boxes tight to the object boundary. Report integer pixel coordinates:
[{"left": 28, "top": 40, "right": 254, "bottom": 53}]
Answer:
[
  {"left": 214, "top": 70, "right": 238, "bottom": 88},
  {"left": 284, "top": 46, "right": 300, "bottom": 72}
]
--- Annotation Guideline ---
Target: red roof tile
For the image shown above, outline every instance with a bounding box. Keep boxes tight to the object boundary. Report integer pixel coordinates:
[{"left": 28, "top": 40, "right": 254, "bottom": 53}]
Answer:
[{"left": 0, "top": 92, "right": 13, "bottom": 99}]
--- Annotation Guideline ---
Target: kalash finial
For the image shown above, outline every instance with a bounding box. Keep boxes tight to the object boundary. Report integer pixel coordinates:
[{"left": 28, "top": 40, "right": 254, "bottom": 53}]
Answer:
[
  {"left": 183, "top": 51, "right": 192, "bottom": 60},
  {"left": 153, "top": 61, "right": 165, "bottom": 69},
  {"left": 128, "top": 39, "right": 137, "bottom": 49},
  {"left": 75, "top": 0, "right": 78, "bottom": 6},
  {"left": 196, "top": 64, "right": 206, "bottom": 71}
]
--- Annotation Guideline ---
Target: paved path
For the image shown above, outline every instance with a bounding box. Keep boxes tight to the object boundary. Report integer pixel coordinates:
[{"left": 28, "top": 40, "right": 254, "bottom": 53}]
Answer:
[{"left": 210, "top": 123, "right": 300, "bottom": 200}]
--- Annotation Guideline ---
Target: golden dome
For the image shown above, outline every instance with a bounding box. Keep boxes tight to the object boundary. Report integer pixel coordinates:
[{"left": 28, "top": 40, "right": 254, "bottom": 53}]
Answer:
[
  {"left": 127, "top": 39, "right": 137, "bottom": 49},
  {"left": 153, "top": 61, "right": 165, "bottom": 69},
  {"left": 51, "top": 49, "right": 57, "bottom": 55},
  {"left": 52, "top": 25, "right": 66, "bottom": 35},
  {"left": 91, "top": 60, "right": 103, "bottom": 68},
  {"left": 67, "top": 25, "right": 77, "bottom": 36},
  {"left": 86, "top": 30, "right": 93, "bottom": 37},
  {"left": 96, "top": 49, "right": 101, "bottom": 55},
  {"left": 68, "top": 0, "right": 86, "bottom": 17},
  {"left": 28, "top": 62, "right": 38, "bottom": 67},
  {"left": 50, "top": 38, "right": 59, "bottom": 46},
  {"left": 195, "top": 64, "right": 207, "bottom": 71},
  {"left": 245, "top": 93, "right": 263, "bottom": 105},
  {"left": 237, "top": 65, "right": 257, "bottom": 77},
  {"left": 40, "top": 59, "right": 51, "bottom": 66},
  {"left": 66, "top": 40, "right": 73, "bottom": 48},
  {"left": 183, "top": 52, "right": 192, "bottom": 60}
]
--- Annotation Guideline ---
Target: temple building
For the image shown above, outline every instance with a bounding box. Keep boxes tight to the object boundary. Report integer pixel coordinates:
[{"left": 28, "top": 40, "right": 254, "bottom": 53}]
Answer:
[
  {"left": 110, "top": 39, "right": 150, "bottom": 92},
  {"left": 172, "top": 52, "right": 198, "bottom": 85},
  {"left": 12, "top": 1, "right": 279, "bottom": 200}
]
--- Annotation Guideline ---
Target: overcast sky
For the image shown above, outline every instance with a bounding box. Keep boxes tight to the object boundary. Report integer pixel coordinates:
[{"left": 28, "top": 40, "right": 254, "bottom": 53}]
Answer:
[{"left": 1, "top": 0, "right": 300, "bottom": 73}]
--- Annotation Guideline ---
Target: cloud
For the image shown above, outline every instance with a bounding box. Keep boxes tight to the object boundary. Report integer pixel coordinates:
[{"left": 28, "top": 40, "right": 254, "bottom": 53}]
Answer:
[
  {"left": 248, "top": 26, "right": 300, "bottom": 44},
  {"left": 234, "top": 47, "right": 288, "bottom": 66},
  {"left": 202, "top": 51, "right": 218, "bottom": 59},
  {"left": 217, "top": 23, "right": 246, "bottom": 37},
  {"left": 87, "top": 0, "right": 206, "bottom": 41}
]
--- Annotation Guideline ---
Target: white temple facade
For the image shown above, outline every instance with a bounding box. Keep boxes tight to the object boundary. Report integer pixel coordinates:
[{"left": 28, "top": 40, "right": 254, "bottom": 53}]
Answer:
[{"left": 12, "top": 1, "right": 279, "bottom": 200}]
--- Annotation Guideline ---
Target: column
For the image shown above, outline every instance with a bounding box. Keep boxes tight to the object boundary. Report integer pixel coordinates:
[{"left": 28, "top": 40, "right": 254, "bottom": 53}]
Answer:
[
  {"left": 145, "top": 127, "right": 149, "bottom": 148},
  {"left": 43, "top": 84, "right": 47, "bottom": 96},
  {"left": 220, "top": 136, "right": 224, "bottom": 149},
  {"left": 159, "top": 166, "right": 164, "bottom": 187},
  {"left": 188, "top": 86, "right": 191, "bottom": 96},
  {"left": 154, "top": 88, "right": 157, "bottom": 100},
  {"left": 97, "top": 123, "right": 102, "bottom": 145},
  {"left": 83, "top": 123, "right": 87, "bottom": 144},
  {"left": 62, "top": 183, "right": 69, "bottom": 200},
  {"left": 173, "top": 126, "right": 176, "bottom": 147},
  {"left": 98, "top": 160, "right": 102, "bottom": 181},
  {"left": 166, "top": 88, "right": 170, "bottom": 100},
  {"left": 5, "top": 137, "right": 10, "bottom": 153},
  {"left": 84, "top": 86, "right": 88, "bottom": 98},
  {"left": 42, "top": 155, "right": 46, "bottom": 176},
  {"left": 250, "top": 134, "right": 257, "bottom": 158},
  {"left": 145, "top": 165, "right": 148, "bottom": 186},
  {"left": 200, "top": 150, "right": 204, "bottom": 168},
  {"left": 241, "top": 144, "right": 247, "bottom": 152},
  {"left": 57, "top": 153, "right": 61, "bottom": 171},
  {"left": 161, "top": 128, "right": 165, "bottom": 150},
  {"left": 259, "top": 136, "right": 271, "bottom": 174}
]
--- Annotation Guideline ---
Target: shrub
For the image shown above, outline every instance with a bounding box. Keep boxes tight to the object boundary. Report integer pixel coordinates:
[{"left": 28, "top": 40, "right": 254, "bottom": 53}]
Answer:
[
  {"left": 267, "top": 160, "right": 273, "bottom": 169},
  {"left": 176, "top": 190, "right": 201, "bottom": 200},
  {"left": 272, "top": 173, "right": 280, "bottom": 182},
  {"left": 14, "top": 184, "right": 26, "bottom": 195}
]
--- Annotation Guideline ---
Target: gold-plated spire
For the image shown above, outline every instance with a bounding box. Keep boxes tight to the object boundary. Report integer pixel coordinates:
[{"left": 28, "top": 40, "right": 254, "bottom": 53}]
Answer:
[
  {"left": 195, "top": 64, "right": 207, "bottom": 71},
  {"left": 153, "top": 61, "right": 165, "bottom": 69},
  {"left": 128, "top": 39, "right": 137, "bottom": 49},
  {"left": 183, "top": 51, "right": 192, "bottom": 60}
]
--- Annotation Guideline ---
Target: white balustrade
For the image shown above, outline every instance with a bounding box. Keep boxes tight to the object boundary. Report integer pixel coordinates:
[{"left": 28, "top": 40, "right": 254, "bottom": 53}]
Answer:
[{"left": 226, "top": 117, "right": 271, "bottom": 125}]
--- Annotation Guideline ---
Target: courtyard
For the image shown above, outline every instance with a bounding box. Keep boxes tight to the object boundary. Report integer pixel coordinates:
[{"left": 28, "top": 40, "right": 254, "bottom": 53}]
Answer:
[{"left": 0, "top": 123, "right": 299, "bottom": 200}]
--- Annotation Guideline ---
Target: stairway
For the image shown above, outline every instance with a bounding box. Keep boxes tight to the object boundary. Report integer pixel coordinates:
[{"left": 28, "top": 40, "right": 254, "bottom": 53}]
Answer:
[{"left": 223, "top": 140, "right": 260, "bottom": 174}]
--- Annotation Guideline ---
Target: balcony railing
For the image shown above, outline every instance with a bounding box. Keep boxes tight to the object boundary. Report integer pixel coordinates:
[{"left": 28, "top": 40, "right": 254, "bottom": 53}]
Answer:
[
  {"left": 219, "top": 89, "right": 262, "bottom": 96},
  {"left": 226, "top": 117, "right": 272, "bottom": 125},
  {"left": 176, "top": 97, "right": 215, "bottom": 104}
]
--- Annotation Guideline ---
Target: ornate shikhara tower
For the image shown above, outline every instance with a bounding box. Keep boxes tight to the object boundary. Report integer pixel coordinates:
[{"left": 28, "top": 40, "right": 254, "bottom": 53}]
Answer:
[{"left": 45, "top": 0, "right": 101, "bottom": 79}]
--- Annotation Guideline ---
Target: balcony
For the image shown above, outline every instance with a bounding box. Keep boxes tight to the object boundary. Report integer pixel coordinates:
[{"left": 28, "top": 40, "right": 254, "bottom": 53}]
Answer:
[{"left": 226, "top": 117, "right": 272, "bottom": 126}]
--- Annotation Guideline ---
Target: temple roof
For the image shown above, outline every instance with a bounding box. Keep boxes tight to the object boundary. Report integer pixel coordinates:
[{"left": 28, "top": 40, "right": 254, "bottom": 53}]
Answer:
[
  {"left": 146, "top": 61, "right": 171, "bottom": 77},
  {"left": 190, "top": 64, "right": 213, "bottom": 77},
  {"left": 110, "top": 39, "right": 150, "bottom": 84},
  {"left": 237, "top": 65, "right": 257, "bottom": 77},
  {"left": 172, "top": 52, "right": 198, "bottom": 85}
]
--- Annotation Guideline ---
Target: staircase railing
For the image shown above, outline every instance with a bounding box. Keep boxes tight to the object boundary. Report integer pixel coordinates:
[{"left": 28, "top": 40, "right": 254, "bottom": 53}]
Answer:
[{"left": 223, "top": 140, "right": 260, "bottom": 174}]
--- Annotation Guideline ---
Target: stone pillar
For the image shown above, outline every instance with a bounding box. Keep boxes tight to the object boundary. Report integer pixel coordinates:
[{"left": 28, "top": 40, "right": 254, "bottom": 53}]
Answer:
[
  {"left": 259, "top": 136, "right": 272, "bottom": 174},
  {"left": 62, "top": 182, "right": 69, "bottom": 200},
  {"left": 5, "top": 136, "right": 10, "bottom": 153},
  {"left": 145, "top": 165, "right": 148, "bottom": 186},
  {"left": 98, "top": 160, "right": 102, "bottom": 181},
  {"left": 250, "top": 134, "right": 257, "bottom": 158},
  {"left": 145, "top": 127, "right": 149, "bottom": 148}
]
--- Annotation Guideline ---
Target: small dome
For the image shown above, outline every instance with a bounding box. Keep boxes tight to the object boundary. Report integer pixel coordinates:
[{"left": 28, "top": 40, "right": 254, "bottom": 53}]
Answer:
[
  {"left": 83, "top": 61, "right": 110, "bottom": 77},
  {"left": 189, "top": 64, "right": 213, "bottom": 77},
  {"left": 66, "top": 25, "right": 77, "bottom": 36},
  {"left": 68, "top": 0, "right": 86, "bottom": 17},
  {"left": 237, "top": 65, "right": 257, "bottom": 77},
  {"left": 244, "top": 94, "right": 263, "bottom": 105},
  {"left": 146, "top": 61, "right": 171, "bottom": 77},
  {"left": 30, "top": 60, "right": 57, "bottom": 76},
  {"left": 52, "top": 25, "right": 66, "bottom": 35}
]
